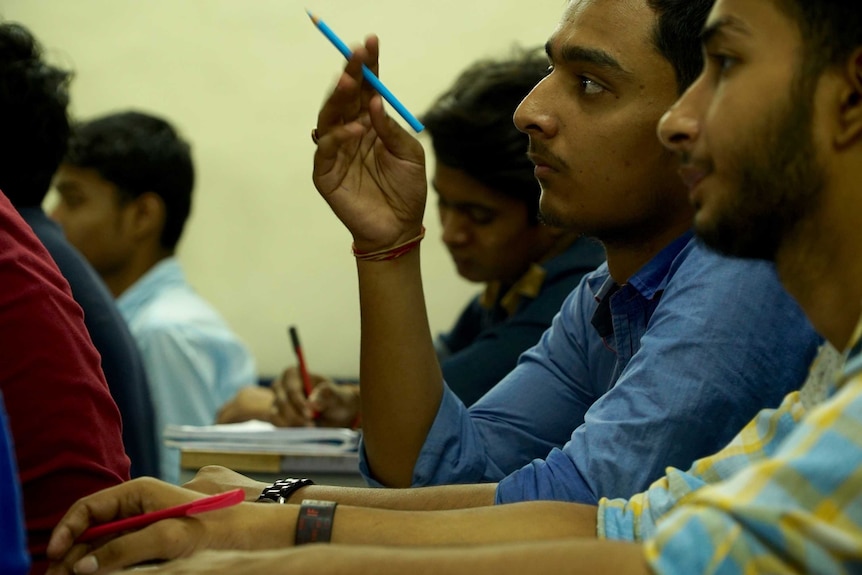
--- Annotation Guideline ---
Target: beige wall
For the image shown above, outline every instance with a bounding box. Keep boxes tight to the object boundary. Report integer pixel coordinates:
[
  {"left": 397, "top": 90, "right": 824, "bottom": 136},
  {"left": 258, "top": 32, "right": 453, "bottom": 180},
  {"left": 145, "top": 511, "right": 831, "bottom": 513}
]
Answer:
[{"left": 3, "top": 0, "right": 564, "bottom": 377}]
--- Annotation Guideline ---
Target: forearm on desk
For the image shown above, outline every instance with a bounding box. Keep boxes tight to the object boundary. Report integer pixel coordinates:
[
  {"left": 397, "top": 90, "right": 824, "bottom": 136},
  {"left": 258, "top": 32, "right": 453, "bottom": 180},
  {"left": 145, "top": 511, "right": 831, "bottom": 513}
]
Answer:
[
  {"left": 290, "top": 482, "right": 497, "bottom": 510},
  {"left": 356, "top": 250, "right": 443, "bottom": 488},
  {"left": 252, "top": 499, "right": 599, "bottom": 547},
  {"left": 309, "top": 539, "right": 646, "bottom": 575},
  {"left": 331, "top": 501, "right": 600, "bottom": 546},
  {"left": 186, "top": 469, "right": 497, "bottom": 511}
]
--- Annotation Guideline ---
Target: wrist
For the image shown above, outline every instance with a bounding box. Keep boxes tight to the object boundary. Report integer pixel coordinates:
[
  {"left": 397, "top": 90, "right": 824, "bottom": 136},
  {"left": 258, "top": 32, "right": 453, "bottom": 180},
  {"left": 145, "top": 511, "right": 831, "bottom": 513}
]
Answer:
[
  {"left": 352, "top": 227, "right": 425, "bottom": 261},
  {"left": 239, "top": 502, "right": 300, "bottom": 550},
  {"left": 294, "top": 499, "right": 338, "bottom": 545},
  {"left": 257, "top": 478, "right": 315, "bottom": 504}
]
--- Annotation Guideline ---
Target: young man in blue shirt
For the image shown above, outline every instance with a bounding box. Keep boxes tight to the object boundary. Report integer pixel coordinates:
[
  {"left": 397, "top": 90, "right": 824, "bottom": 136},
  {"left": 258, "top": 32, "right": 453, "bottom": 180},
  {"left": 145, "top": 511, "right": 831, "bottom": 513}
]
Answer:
[{"left": 309, "top": 0, "right": 820, "bottom": 505}]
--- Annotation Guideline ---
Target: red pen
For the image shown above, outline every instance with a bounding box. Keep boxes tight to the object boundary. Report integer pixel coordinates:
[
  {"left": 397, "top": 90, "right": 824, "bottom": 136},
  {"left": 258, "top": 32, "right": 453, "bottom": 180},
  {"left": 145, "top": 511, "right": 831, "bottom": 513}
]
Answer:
[
  {"left": 289, "top": 325, "right": 320, "bottom": 419},
  {"left": 77, "top": 489, "right": 244, "bottom": 543}
]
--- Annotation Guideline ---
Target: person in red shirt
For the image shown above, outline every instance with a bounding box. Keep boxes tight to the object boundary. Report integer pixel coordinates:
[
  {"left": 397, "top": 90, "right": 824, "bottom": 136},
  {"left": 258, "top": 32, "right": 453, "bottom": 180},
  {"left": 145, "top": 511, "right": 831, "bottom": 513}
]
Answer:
[{"left": 0, "top": 188, "right": 130, "bottom": 571}]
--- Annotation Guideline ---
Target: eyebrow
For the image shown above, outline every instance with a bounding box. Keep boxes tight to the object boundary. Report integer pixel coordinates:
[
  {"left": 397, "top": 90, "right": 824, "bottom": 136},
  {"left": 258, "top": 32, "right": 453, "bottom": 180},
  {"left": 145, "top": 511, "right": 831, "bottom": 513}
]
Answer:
[
  {"left": 544, "top": 40, "right": 632, "bottom": 77},
  {"left": 700, "top": 16, "right": 751, "bottom": 46}
]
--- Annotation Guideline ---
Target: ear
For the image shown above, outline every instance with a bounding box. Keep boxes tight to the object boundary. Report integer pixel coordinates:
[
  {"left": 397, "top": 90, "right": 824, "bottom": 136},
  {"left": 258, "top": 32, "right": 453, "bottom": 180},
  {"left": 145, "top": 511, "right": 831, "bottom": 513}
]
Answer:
[
  {"left": 836, "top": 48, "right": 862, "bottom": 147},
  {"left": 128, "top": 191, "right": 166, "bottom": 243}
]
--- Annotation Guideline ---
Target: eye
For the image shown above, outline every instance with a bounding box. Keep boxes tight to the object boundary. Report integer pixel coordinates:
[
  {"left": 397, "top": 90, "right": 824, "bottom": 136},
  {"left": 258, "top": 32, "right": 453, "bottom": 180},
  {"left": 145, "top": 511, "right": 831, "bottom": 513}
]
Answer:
[
  {"left": 708, "top": 52, "right": 738, "bottom": 75},
  {"left": 578, "top": 77, "right": 605, "bottom": 95},
  {"left": 58, "top": 192, "right": 84, "bottom": 209},
  {"left": 465, "top": 207, "right": 496, "bottom": 226}
]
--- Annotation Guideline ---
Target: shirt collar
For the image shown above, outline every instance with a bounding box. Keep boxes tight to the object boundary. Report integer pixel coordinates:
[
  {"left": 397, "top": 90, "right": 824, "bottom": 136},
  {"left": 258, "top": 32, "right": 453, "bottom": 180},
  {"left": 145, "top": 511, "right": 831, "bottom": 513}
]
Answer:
[
  {"left": 479, "top": 234, "right": 590, "bottom": 317},
  {"left": 839, "top": 311, "right": 862, "bottom": 387},
  {"left": 626, "top": 230, "right": 694, "bottom": 299},
  {"left": 117, "top": 256, "right": 185, "bottom": 318},
  {"left": 480, "top": 263, "right": 548, "bottom": 317},
  {"left": 588, "top": 231, "right": 694, "bottom": 340}
]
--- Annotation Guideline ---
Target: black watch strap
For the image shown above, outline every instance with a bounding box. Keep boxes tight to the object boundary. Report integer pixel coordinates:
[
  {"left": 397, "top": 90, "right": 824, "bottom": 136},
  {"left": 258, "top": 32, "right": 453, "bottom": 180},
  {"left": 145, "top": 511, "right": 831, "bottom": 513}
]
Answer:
[{"left": 256, "top": 477, "right": 315, "bottom": 504}]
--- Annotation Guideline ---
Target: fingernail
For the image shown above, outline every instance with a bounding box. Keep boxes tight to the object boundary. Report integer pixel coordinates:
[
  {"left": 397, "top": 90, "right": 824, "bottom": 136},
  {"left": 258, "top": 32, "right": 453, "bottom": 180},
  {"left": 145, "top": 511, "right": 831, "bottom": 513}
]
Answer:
[{"left": 74, "top": 555, "right": 99, "bottom": 575}]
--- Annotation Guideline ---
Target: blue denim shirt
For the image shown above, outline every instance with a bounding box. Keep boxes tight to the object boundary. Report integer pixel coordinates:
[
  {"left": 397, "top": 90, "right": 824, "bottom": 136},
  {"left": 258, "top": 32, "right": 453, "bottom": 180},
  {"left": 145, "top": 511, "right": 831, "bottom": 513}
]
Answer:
[{"left": 359, "top": 233, "right": 822, "bottom": 504}]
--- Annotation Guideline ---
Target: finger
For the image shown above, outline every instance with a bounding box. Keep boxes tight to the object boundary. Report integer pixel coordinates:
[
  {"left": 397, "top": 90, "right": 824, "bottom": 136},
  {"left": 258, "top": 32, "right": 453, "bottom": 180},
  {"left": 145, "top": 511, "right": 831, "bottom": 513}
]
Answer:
[
  {"left": 214, "top": 401, "right": 236, "bottom": 424},
  {"left": 365, "top": 35, "right": 380, "bottom": 76},
  {"left": 272, "top": 368, "right": 312, "bottom": 426},
  {"left": 47, "top": 478, "right": 197, "bottom": 562},
  {"left": 284, "top": 368, "right": 311, "bottom": 407},
  {"left": 270, "top": 368, "right": 291, "bottom": 406},
  {"left": 367, "top": 94, "right": 422, "bottom": 163},
  {"left": 71, "top": 520, "right": 193, "bottom": 575},
  {"left": 45, "top": 542, "right": 90, "bottom": 575},
  {"left": 46, "top": 478, "right": 155, "bottom": 561},
  {"left": 316, "top": 47, "right": 367, "bottom": 133},
  {"left": 307, "top": 382, "right": 338, "bottom": 412},
  {"left": 359, "top": 35, "right": 381, "bottom": 110}
]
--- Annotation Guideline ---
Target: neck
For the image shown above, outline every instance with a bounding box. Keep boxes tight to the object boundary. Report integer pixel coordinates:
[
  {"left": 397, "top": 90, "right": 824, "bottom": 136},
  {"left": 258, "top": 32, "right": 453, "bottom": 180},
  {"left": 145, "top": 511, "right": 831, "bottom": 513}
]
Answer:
[
  {"left": 602, "top": 218, "right": 692, "bottom": 284},
  {"left": 542, "top": 229, "right": 585, "bottom": 261},
  {"left": 103, "top": 246, "right": 173, "bottom": 299},
  {"left": 775, "top": 175, "right": 862, "bottom": 350}
]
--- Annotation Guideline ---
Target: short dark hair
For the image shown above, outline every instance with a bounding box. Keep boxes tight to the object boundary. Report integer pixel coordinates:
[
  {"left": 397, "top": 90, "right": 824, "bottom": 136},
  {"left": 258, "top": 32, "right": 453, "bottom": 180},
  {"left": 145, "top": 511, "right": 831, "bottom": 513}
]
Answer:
[
  {"left": 65, "top": 111, "right": 195, "bottom": 250},
  {"left": 0, "top": 22, "right": 72, "bottom": 207},
  {"left": 647, "top": 0, "right": 715, "bottom": 93},
  {"left": 771, "top": 0, "right": 861, "bottom": 74},
  {"left": 422, "top": 47, "right": 548, "bottom": 223}
]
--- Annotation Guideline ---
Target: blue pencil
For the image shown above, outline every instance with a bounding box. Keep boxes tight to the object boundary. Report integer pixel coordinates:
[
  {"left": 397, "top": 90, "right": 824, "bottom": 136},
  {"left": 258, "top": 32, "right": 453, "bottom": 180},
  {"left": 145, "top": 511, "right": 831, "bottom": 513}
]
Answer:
[{"left": 307, "top": 10, "right": 424, "bottom": 133}]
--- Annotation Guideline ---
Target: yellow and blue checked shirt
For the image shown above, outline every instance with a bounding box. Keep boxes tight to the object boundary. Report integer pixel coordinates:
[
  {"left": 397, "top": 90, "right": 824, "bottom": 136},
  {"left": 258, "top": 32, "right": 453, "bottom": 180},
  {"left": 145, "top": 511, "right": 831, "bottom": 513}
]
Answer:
[{"left": 599, "top": 321, "right": 862, "bottom": 573}]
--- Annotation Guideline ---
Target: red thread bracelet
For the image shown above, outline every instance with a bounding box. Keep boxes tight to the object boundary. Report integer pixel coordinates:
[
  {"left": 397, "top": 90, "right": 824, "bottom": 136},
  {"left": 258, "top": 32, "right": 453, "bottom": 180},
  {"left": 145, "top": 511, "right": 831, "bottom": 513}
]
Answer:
[{"left": 352, "top": 227, "right": 426, "bottom": 261}]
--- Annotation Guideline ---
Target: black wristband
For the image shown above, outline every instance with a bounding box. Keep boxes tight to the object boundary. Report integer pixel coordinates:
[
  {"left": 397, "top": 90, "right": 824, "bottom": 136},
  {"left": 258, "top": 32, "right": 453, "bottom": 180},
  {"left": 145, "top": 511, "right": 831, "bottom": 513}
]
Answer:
[
  {"left": 294, "top": 499, "right": 337, "bottom": 545},
  {"left": 256, "top": 478, "right": 315, "bottom": 504}
]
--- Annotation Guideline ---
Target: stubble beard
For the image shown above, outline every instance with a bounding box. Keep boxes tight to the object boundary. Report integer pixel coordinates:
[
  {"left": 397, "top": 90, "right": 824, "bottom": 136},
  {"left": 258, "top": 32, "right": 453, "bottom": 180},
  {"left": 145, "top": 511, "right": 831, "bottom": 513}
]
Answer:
[{"left": 695, "top": 75, "right": 825, "bottom": 262}]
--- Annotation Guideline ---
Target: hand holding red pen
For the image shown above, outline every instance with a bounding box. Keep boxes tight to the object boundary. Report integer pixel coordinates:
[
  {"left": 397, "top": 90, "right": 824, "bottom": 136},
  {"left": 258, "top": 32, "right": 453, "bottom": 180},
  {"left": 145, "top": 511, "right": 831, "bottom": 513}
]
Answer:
[
  {"left": 45, "top": 478, "right": 279, "bottom": 575},
  {"left": 76, "top": 489, "right": 244, "bottom": 544},
  {"left": 271, "top": 366, "right": 360, "bottom": 428}
]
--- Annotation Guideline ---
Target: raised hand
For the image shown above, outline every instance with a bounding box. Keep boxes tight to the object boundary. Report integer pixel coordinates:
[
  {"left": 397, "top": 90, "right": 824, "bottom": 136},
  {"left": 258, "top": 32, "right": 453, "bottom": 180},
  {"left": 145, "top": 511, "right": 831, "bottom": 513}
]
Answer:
[{"left": 312, "top": 35, "right": 427, "bottom": 252}]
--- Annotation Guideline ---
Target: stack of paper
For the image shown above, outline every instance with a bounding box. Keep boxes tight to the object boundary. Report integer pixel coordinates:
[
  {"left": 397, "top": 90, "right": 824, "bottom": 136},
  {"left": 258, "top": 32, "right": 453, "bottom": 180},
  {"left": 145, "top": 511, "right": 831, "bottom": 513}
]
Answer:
[{"left": 164, "top": 420, "right": 360, "bottom": 454}]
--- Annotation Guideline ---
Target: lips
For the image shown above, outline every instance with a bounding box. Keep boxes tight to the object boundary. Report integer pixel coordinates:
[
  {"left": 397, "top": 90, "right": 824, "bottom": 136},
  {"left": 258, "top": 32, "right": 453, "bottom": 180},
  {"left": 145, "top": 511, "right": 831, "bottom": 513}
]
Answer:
[
  {"left": 677, "top": 164, "right": 708, "bottom": 191},
  {"left": 527, "top": 152, "right": 561, "bottom": 173}
]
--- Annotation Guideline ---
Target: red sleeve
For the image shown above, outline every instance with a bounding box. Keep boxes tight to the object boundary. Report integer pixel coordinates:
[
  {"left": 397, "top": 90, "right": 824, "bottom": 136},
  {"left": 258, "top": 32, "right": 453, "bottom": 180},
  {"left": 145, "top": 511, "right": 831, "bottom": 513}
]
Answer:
[{"left": 0, "top": 192, "right": 130, "bottom": 573}]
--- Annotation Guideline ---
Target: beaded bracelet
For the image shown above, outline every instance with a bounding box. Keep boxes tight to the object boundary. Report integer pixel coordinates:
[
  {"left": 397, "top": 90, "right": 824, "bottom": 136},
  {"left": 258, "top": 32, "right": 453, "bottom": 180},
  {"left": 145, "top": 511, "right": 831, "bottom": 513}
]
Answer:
[
  {"left": 295, "top": 499, "right": 338, "bottom": 545},
  {"left": 352, "top": 227, "right": 426, "bottom": 261}
]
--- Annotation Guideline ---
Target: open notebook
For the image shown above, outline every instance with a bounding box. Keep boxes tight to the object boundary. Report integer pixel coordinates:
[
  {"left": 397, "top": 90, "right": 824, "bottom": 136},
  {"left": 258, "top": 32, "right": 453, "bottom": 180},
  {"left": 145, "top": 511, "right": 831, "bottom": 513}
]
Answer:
[{"left": 164, "top": 420, "right": 360, "bottom": 454}]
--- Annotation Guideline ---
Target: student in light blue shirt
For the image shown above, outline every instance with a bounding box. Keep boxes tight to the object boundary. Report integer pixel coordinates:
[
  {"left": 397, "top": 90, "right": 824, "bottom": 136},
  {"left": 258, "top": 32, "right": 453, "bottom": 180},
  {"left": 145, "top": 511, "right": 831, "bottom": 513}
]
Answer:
[{"left": 52, "top": 112, "right": 256, "bottom": 484}]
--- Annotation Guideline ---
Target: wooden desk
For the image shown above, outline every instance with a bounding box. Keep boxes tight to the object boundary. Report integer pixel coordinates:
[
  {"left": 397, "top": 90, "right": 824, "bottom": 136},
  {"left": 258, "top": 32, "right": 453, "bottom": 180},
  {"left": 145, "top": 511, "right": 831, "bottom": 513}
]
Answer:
[{"left": 179, "top": 448, "right": 366, "bottom": 487}]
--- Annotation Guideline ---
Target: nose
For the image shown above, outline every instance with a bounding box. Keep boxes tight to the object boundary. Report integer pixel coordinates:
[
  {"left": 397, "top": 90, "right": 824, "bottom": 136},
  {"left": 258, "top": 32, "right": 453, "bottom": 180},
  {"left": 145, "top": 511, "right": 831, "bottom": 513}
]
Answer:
[
  {"left": 514, "top": 76, "right": 558, "bottom": 139},
  {"left": 440, "top": 208, "right": 471, "bottom": 248},
  {"left": 657, "top": 82, "right": 704, "bottom": 154}
]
